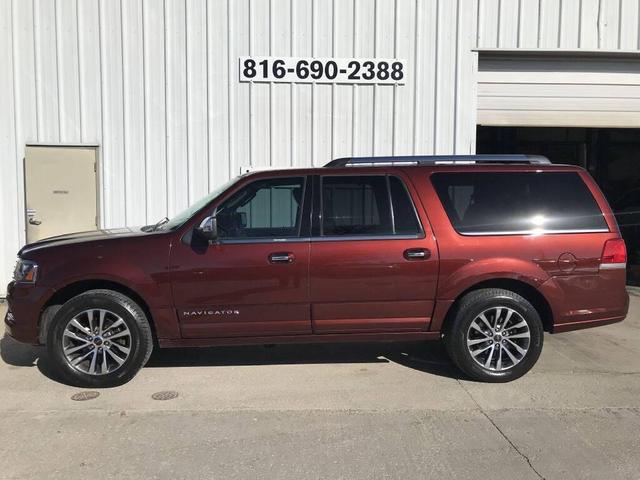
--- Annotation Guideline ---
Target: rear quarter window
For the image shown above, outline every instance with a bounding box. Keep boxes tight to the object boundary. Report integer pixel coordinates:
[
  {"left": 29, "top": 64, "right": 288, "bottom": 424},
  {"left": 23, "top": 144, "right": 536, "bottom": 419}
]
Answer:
[{"left": 431, "top": 172, "right": 608, "bottom": 235}]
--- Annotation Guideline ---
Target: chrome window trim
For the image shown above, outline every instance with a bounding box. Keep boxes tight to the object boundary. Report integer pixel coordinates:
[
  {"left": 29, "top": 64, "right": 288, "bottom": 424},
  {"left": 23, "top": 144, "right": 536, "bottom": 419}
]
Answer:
[
  {"left": 210, "top": 228, "right": 606, "bottom": 243},
  {"left": 218, "top": 237, "right": 311, "bottom": 245},
  {"left": 217, "top": 234, "right": 425, "bottom": 245},
  {"left": 459, "top": 228, "right": 610, "bottom": 236},
  {"left": 312, "top": 234, "right": 424, "bottom": 242}
]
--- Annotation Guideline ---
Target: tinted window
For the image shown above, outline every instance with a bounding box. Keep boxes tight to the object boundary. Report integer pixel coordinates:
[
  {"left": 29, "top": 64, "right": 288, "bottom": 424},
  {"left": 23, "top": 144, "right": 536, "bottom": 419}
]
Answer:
[
  {"left": 215, "top": 177, "right": 305, "bottom": 238},
  {"left": 389, "top": 176, "right": 422, "bottom": 234},
  {"left": 322, "top": 176, "right": 392, "bottom": 235},
  {"left": 321, "top": 175, "right": 422, "bottom": 236},
  {"left": 431, "top": 172, "right": 608, "bottom": 235}
]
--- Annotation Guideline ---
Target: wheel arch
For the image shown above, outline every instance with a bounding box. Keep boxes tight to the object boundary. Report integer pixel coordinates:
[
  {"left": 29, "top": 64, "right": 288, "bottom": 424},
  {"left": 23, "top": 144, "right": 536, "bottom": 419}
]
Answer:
[
  {"left": 440, "top": 278, "right": 554, "bottom": 334},
  {"left": 39, "top": 279, "right": 157, "bottom": 345}
]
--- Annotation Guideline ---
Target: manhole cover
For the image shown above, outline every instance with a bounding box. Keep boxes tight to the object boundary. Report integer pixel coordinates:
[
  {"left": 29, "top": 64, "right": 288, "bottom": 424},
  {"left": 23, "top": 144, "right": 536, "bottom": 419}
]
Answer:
[
  {"left": 71, "top": 391, "right": 100, "bottom": 401},
  {"left": 151, "top": 390, "right": 179, "bottom": 401}
]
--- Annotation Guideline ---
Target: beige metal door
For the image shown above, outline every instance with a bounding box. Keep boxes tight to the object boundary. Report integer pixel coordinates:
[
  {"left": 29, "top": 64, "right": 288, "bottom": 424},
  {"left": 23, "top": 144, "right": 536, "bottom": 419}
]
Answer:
[{"left": 24, "top": 146, "right": 98, "bottom": 243}]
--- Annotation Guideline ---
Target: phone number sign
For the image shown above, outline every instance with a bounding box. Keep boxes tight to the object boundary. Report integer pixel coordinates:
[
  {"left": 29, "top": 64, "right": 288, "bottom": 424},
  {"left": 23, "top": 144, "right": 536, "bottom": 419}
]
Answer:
[{"left": 239, "top": 56, "right": 406, "bottom": 85}]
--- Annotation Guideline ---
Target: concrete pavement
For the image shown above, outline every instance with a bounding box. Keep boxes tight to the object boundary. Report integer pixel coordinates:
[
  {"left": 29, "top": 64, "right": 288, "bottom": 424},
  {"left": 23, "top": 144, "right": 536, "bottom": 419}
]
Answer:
[{"left": 1, "top": 292, "right": 639, "bottom": 479}]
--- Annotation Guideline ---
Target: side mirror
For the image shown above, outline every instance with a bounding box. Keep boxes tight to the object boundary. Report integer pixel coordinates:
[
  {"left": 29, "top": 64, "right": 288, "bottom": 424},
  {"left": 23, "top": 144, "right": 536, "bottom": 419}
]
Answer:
[{"left": 195, "top": 216, "right": 218, "bottom": 242}]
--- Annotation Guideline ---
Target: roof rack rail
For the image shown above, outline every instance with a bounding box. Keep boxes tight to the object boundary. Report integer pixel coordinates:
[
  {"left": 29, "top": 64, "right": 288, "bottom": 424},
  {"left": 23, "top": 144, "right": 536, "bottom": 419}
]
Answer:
[{"left": 324, "top": 154, "right": 551, "bottom": 168}]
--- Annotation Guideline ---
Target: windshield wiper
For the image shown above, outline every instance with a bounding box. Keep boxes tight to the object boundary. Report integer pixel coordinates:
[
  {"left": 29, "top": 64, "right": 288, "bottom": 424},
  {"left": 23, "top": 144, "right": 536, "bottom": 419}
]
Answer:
[{"left": 151, "top": 216, "right": 169, "bottom": 231}]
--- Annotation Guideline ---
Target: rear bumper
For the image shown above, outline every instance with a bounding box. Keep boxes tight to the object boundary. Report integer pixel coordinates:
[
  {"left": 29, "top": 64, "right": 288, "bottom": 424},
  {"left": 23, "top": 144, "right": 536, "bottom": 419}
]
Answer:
[
  {"left": 540, "top": 273, "right": 629, "bottom": 333},
  {"left": 4, "top": 281, "right": 52, "bottom": 345}
]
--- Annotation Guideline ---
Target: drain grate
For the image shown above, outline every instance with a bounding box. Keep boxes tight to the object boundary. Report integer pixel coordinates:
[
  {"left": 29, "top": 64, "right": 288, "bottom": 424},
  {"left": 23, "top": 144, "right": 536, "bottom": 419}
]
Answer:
[
  {"left": 151, "top": 390, "right": 179, "bottom": 401},
  {"left": 71, "top": 391, "right": 100, "bottom": 401}
]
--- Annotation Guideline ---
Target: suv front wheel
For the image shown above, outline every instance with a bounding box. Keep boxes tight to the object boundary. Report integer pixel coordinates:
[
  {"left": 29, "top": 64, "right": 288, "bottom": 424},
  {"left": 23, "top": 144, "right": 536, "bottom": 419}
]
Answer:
[
  {"left": 46, "top": 289, "right": 153, "bottom": 388},
  {"left": 444, "top": 288, "right": 544, "bottom": 382}
]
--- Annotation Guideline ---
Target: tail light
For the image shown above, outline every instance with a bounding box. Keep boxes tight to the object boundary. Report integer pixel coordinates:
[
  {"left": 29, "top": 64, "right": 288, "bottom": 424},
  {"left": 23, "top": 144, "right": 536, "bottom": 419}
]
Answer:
[{"left": 600, "top": 238, "right": 627, "bottom": 269}]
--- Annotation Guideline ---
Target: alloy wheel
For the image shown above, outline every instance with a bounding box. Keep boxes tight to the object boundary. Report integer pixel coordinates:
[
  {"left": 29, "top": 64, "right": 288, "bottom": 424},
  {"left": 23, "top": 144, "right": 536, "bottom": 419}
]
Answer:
[
  {"left": 466, "top": 306, "right": 531, "bottom": 371},
  {"left": 62, "top": 309, "right": 132, "bottom": 376}
]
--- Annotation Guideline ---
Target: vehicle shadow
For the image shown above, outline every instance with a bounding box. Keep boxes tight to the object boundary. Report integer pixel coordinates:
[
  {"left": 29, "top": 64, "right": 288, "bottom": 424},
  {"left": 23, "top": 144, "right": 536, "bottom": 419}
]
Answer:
[
  {"left": 0, "top": 335, "right": 68, "bottom": 384},
  {"left": 1, "top": 333, "right": 465, "bottom": 384},
  {"left": 145, "top": 340, "right": 464, "bottom": 379},
  {"left": 0, "top": 334, "right": 42, "bottom": 367}
]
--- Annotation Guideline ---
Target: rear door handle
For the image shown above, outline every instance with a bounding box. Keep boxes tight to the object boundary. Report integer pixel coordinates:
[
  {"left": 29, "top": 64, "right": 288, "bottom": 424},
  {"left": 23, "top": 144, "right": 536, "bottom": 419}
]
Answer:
[
  {"left": 404, "top": 248, "right": 430, "bottom": 260},
  {"left": 269, "top": 252, "right": 295, "bottom": 264}
]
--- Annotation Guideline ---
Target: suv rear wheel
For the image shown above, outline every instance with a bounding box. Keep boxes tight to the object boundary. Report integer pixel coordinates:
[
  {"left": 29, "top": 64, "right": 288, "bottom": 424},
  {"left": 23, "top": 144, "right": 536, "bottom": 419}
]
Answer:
[
  {"left": 46, "top": 289, "right": 153, "bottom": 388},
  {"left": 444, "top": 288, "right": 544, "bottom": 382}
]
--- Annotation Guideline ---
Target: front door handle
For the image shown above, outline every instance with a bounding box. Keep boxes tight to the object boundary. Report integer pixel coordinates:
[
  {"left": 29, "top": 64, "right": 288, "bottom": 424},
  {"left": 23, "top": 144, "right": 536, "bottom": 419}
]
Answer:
[
  {"left": 269, "top": 252, "right": 295, "bottom": 264},
  {"left": 28, "top": 218, "right": 42, "bottom": 225},
  {"left": 404, "top": 248, "right": 430, "bottom": 260}
]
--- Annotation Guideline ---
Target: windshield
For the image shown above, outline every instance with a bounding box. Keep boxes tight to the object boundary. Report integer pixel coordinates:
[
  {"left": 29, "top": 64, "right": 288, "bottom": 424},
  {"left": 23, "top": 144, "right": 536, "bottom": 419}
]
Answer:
[{"left": 158, "top": 176, "right": 241, "bottom": 231}]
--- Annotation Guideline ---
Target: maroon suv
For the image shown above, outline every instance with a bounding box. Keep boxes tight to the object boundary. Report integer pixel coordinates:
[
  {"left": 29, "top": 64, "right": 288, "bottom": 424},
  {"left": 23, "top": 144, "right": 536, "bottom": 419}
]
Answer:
[{"left": 5, "top": 155, "right": 629, "bottom": 387}]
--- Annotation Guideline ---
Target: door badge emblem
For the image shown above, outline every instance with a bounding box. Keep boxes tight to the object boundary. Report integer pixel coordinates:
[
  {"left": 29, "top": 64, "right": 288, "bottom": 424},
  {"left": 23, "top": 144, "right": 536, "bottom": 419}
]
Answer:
[{"left": 183, "top": 309, "right": 240, "bottom": 317}]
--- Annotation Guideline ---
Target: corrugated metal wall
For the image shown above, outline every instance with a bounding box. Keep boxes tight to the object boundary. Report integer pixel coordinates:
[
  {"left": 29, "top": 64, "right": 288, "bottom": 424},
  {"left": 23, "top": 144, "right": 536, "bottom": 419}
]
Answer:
[
  {"left": 476, "top": 0, "right": 640, "bottom": 49},
  {"left": 1, "top": 0, "right": 639, "bottom": 292}
]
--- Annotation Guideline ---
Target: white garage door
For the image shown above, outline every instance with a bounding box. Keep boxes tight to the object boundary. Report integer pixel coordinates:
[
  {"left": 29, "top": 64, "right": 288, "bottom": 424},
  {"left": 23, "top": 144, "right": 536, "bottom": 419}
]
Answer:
[{"left": 477, "top": 52, "right": 640, "bottom": 128}]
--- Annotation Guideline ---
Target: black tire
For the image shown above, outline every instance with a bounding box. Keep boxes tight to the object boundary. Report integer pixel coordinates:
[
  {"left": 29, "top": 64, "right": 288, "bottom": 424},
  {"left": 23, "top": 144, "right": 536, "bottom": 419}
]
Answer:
[
  {"left": 444, "top": 288, "right": 544, "bottom": 383},
  {"left": 46, "top": 289, "right": 153, "bottom": 388}
]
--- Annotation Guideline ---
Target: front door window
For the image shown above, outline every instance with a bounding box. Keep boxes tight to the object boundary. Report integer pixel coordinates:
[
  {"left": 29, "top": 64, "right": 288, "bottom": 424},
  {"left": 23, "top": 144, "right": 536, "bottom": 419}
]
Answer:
[{"left": 215, "top": 177, "right": 306, "bottom": 239}]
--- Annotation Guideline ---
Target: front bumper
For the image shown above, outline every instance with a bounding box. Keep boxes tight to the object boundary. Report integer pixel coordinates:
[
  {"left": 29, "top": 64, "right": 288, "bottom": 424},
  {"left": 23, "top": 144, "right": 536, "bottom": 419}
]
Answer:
[{"left": 4, "top": 281, "right": 52, "bottom": 345}]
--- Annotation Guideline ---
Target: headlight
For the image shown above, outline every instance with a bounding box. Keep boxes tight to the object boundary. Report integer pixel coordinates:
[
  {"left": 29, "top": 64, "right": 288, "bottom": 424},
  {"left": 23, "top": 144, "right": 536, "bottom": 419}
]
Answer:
[{"left": 13, "top": 259, "right": 39, "bottom": 283}]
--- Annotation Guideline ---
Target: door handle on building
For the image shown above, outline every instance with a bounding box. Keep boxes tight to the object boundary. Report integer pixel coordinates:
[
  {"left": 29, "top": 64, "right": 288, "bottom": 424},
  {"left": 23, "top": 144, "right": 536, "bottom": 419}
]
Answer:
[{"left": 26, "top": 208, "right": 41, "bottom": 225}]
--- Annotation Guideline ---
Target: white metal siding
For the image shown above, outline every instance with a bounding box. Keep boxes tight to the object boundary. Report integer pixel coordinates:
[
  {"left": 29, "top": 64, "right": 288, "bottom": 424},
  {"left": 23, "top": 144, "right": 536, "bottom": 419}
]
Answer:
[
  {"left": 0, "top": 0, "right": 478, "bottom": 291},
  {"left": 476, "top": 0, "right": 640, "bottom": 50},
  {"left": 478, "top": 53, "right": 640, "bottom": 127},
  {"left": 1, "top": 0, "right": 640, "bottom": 293}
]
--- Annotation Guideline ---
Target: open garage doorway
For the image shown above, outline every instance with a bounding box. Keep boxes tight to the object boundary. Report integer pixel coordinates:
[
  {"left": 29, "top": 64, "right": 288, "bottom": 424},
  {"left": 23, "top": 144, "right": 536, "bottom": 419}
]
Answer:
[{"left": 477, "top": 127, "right": 640, "bottom": 285}]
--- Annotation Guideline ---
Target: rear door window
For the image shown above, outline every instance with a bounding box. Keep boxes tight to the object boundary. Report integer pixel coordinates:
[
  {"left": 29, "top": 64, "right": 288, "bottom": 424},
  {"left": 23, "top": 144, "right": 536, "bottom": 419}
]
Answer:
[
  {"left": 431, "top": 172, "right": 608, "bottom": 235},
  {"left": 321, "top": 175, "right": 422, "bottom": 237}
]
